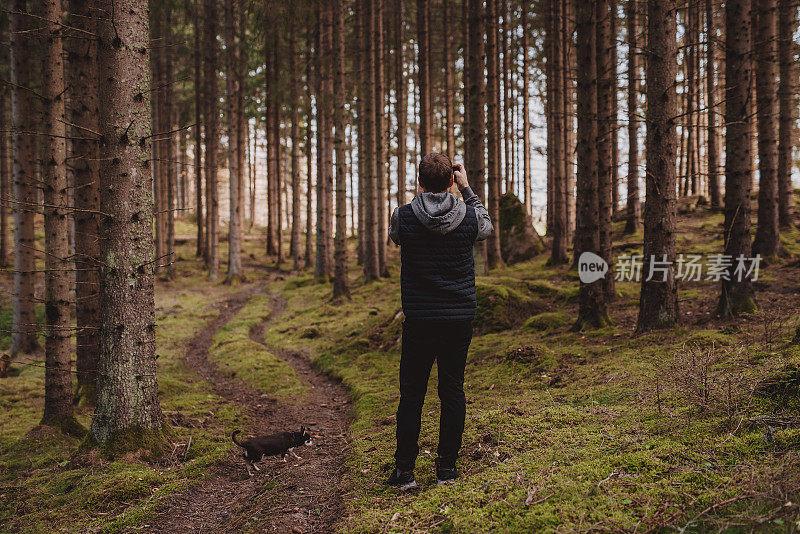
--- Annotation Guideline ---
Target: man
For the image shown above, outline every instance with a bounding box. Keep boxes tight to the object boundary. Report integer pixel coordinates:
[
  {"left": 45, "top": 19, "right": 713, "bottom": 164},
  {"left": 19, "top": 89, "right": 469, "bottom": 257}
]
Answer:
[{"left": 386, "top": 152, "right": 493, "bottom": 489}]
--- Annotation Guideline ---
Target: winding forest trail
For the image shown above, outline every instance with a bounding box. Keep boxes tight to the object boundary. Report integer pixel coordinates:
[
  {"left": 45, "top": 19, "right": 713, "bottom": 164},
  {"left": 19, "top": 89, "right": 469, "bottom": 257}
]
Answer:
[{"left": 140, "top": 282, "right": 351, "bottom": 533}]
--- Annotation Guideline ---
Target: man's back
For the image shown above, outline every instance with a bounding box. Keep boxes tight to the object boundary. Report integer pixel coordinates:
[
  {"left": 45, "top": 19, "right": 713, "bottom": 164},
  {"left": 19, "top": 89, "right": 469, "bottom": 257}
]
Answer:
[{"left": 396, "top": 203, "right": 478, "bottom": 321}]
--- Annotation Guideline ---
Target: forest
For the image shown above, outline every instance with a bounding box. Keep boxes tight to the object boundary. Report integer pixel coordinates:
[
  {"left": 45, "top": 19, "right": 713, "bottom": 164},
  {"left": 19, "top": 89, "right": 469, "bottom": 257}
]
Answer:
[{"left": 2, "top": 0, "right": 800, "bottom": 531}]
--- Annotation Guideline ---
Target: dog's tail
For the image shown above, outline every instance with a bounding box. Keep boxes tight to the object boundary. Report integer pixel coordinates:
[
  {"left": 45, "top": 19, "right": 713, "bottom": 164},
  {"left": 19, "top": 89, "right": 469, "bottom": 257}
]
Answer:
[{"left": 231, "top": 430, "right": 246, "bottom": 448}]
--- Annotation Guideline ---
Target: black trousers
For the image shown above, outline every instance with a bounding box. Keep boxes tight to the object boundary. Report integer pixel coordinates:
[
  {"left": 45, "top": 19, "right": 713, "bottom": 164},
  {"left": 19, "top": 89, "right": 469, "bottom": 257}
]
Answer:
[{"left": 394, "top": 318, "right": 473, "bottom": 471}]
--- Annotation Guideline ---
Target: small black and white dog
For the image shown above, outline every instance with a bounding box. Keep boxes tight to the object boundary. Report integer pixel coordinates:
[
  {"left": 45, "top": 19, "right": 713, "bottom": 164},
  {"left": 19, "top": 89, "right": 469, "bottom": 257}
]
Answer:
[{"left": 231, "top": 427, "right": 313, "bottom": 475}]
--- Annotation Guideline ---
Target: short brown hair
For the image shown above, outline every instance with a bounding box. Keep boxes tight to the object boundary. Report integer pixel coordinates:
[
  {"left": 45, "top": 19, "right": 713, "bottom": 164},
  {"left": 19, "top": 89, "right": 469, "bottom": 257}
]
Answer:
[{"left": 418, "top": 152, "right": 453, "bottom": 193}]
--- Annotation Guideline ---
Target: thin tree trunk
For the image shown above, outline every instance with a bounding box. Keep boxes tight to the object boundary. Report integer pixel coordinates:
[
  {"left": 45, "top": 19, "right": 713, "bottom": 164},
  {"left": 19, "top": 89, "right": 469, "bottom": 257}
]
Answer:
[
  {"left": 485, "top": 0, "right": 503, "bottom": 269},
  {"left": 193, "top": 0, "right": 204, "bottom": 258},
  {"left": 466, "top": 0, "right": 487, "bottom": 272},
  {"left": 305, "top": 45, "right": 315, "bottom": 270},
  {"left": 290, "top": 15, "right": 302, "bottom": 271},
  {"left": 40, "top": 0, "right": 75, "bottom": 429},
  {"left": 375, "top": 0, "right": 388, "bottom": 276},
  {"left": 521, "top": 1, "right": 531, "bottom": 215},
  {"left": 91, "top": 0, "right": 165, "bottom": 447},
  {"left": 637, "top": 0, "right": 678, "bottom": 332},
  {"left": 10, "top": 0, "right": 38, "bottom": 355},
  {"left": 777, "top": 0, "right": 795, "bottom": 228},
  {"left": 69, "top": 0, "right": 101, "bottom": 404},
  {"left": 706, "top": 0, "right": 722, "bottom": 210},
  {"left": 624, "top": 0, "right": 641, "bottom": 233},
  {"left": 610, "top": 1, "right": 619, "bottom": 210},
  {"left": 719, "top": 0, "right": 757, "bottom": 316},
  {"left": 573, "top": 0, "right": 608, "bottom": 330},
  {"left": 596, "top": 0, "right": 615, "bottom": 300},
  {"left": 224, "top": 0, "right": 242, "bottom": 282},
  {"left": 332, "top": 0, "right": 349, "bottom": 298},
  {"left": 163, "top": 6, "right": 175, "bottom": 280},
  {"left": 395, "top": 0, "right": 406, "bottom": 208},
  {"left": 204, "top": 0, "right": 219, "bottom": 280},
  {"left": 0, "top": 83, "right": 7, "bottom": 268},
  {"left": 753, "top": 0, "right": 780, "bottom": 260},
  {"left": 564, "top": 0, "right": 576, "bottom": 243},
  {"left": 548, "top": 0, "right": 568, "bottom": 263},
  {"left": 417, "top": 0, "right": 431, "bottom": 155},
  {"left": 362, "top": 0, "right": 379, "bottom": 280},
  {"left": 443, "top": 0, "right": 455, "bottom": 162}
]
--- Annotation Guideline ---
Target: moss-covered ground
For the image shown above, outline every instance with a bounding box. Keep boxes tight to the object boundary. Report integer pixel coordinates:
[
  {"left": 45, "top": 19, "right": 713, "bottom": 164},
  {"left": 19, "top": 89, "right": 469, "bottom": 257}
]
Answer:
[{"left": 2, "top": 205, "right": 800, "bottom": 532}]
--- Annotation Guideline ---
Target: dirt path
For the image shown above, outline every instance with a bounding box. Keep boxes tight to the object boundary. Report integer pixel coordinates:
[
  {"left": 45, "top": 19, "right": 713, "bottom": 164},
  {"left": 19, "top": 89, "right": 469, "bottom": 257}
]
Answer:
[{"left": 138, "top": 284, "right": 351, "bottom": 533}]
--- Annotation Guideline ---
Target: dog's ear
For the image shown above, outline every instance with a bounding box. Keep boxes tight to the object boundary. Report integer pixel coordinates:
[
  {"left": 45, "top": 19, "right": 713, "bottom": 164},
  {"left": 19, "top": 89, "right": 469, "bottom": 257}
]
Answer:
[{"left": 300, "top": 425, "right": 305, "bottom": 434}]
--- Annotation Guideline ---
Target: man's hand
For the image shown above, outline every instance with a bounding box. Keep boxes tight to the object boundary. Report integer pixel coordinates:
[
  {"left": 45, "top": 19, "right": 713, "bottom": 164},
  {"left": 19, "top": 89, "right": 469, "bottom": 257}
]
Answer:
[{"left": 453, "top": 163, "right": 469, "bottom": 190}]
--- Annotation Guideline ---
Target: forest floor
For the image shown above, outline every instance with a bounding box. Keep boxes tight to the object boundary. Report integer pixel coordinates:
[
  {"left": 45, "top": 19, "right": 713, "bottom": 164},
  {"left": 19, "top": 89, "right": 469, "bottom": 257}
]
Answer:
[{"left": 3, "top": 206, "right": 800, "bottom": 532}]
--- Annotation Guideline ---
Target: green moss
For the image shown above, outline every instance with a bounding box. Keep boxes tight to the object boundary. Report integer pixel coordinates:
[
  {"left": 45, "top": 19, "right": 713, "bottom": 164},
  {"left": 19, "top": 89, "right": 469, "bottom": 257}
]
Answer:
[
  {"left": 475, "top": 280, "right": 544, "bottom": 332},
  {"left": 523, "top": 311, "right": 572, "bottom": 331}
]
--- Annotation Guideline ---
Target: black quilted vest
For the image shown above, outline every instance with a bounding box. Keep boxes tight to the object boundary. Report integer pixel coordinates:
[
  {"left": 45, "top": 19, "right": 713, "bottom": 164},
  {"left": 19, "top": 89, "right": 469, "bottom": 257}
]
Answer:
[{"left": 397, "top": 203, "right": 478, "bottom": 321}]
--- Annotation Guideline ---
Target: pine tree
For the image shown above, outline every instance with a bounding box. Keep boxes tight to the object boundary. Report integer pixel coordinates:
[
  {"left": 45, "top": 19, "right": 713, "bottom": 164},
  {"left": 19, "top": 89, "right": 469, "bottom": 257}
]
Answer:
[
  {"left": 290, "top": 14, "right": 302, "bottom": 271},
  {"left": 193, "top": 0, "right": 205, "bottom": 259},
  {"left": 374, "top": 0, "right": 388, "bottom": 277},
  {"left": 224, "top": 0, "right": 242, "bottom": 282},
  {"left": 416, "top": 0, "right": 431, "bottom": 155},
  {"left": 68, "top": 0, "right": 101, "bottom": 404},
  {"left": 596, "top": 0, "right": 615, "bottom": 300},
  {"left": 719, "top": 0, "right": 757, "bottom": 316},
  {"left": 39, "top": 0, "right": 76, "bottom": 431},
  {"left": 332, "top": 0, "right": 349, "bottom": 298},
  {"left": 91, "top": 0, "right": 165, "bottom": 447},
  {"left": 753, "top": 0, "right": 780, "bottom": 260},
  {"left": 394, "top": 0, "right": 407, "bottom": 207},
  {"left": 637, "top": 0, "right": 678, "bottom": 332},
  {"left": 485, "top": 0, "right": 503, "bottom": 269},
  {"left": 624, "top": 0, "right": 641, "bottom": 233},
  {"left": 362, "top": 0, "right": 380, "bottom": 280},
  {"left": 203, "top": 0, "right": 220, "bottom": 280},
  {"left": 573, "top": 0, "right": 608, "bottom": 330},
  {"left": 548, "top": 0, "right": 568, "bottom": 263},
  {"left": 777, "top": 0, "right": 795, "bottom": 228},
  {"left": 10, "top": 0, "right": 38, "bottom": 355},
  {"left": 521, "top": 1, "right": 531, "bottom": 214},
  {"left": 706, "top": 0, "right": 722, "bottom": 210}
]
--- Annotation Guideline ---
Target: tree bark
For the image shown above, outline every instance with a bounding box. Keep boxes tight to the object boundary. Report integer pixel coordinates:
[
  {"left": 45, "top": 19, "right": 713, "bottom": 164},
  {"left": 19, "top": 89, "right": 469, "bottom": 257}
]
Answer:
[
  {"left": 596, "top": 0, "right": 615, "bottom": 300},
  {"left": 91, "top": 0, "right": 165, "bottom": 447},
  {"left": 548, "top": 0, "right": 568, "bottom": 263},
  {"left": 39, "top": 0, "right": 76, "bottom": 430},
  {"left": 753, "top": 0, "right": 780, "bottom": 260},
  {"left": 443, "top": 0, "right": 455, "bottom": 162},
  {"left": 777, "top": 0, "right": 795, "bottom": 228},
  {"left": 485, "top": 0, "right": 503, "bottom": 269},
  {"left": 193, "top": 0, "right": 204, "bottom": 259},
  {"left": 68, "top": 0, "right": 101, "bottom": 404},
  {"left": 163, "top": 5, "right": 175, "bottom": 279},
  {"left": 417, "top": 0, "right": 431, "bottom": 156},
  {"left": 719, "top": 0, "right": 757, "bottom": 316},
  {"left": 203, "top": 0, "right": 219, "bottom": 280},
  {"left": 10, "top": 0, "right": 38, "bottom": 355},
  {"left": 521, "top": 1, "right": 531, "bottom": 214},
  {"left": 637, "top": 0, "right": 678, "bottom": 332},
  {"left": 375, "top": 0, "right": 388, "bottom": 277},
  {"left": 706, "top": 0, "right": 722, "bottom": 210},
  {"left": 305, "top": 42, "right": 315, "bottom": 270},
  {"left": 361, "top": 0, "right": 379, "bottom": 280},
  {"left": 395, "top": 0, "right": 407, "bottom": 208},
  {"left": 573, "top": 0, "right": 608, "bottom": 330},
  {"left": 289, "top": 15, "right": 302, "bottom": 271},
  {"left": 224, "top": 0, "right": 242, "bottom": 282},
  {"left": 624, "top": 0, "right": 641, "bottom": 233},
  {"left": 332, "top": 0, "right": 349, "bottom": 298}
]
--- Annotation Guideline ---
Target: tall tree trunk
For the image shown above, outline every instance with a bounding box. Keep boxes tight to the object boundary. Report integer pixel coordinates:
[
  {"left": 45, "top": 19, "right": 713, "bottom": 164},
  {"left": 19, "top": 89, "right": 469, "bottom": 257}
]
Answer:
[
  {"left": 719, "top": 0, "right": 757, "bottom": 316},
  {"left": 573, "top": 0, "right": 608, "bottom": 330},
  {"left": 332, "top": 0, "right": 349, "bottom": 298},
  {"left": 610, "top": 1, "right": 619, "bottom": 210},
  {"left": 0, "top": 84, "right": 7, "bottom": 268},
  {"left": 289, "top": 16, "right": 302, "bottom": 271},
  {"left": 596, "top": 0, "right": 615, "bottom": 300},
  {"left": 10, "top": 0, "right": 38, "bottom": 355},
  {"left": 203, "top": 0, "right": 219, "bottom": 280},
  {"left": 314, "top": 2, "right": 332, "bottom": 279},
  {"left": 443, "top": 0, "right": 455, "bottom": 162},
  {"left": 485, "top": 0, "right": 503, "bottom": 269},
  {"left": 224, "top": 0, "right": 242, "bottom": 282},
  {"left": 163, "top": 5, "right": 175, "bottom": 280},
  {"left": 40, "top": 0, "right": 76, "bottom": 430},
  {"left": 69, "top": 0, "right": 101, "bottom": 404},
  {"left": 624, "top": 0, "right": 641, "bottom": 233},
  {"left": 777, "top": 0, "right": 795, "bottom": 228},
  {"left": 417, "top": 0, "right": 431, "bottom": 155},
  {"left": 521, "top": 1, "right": 531, "bottom": 214},
  {"left": 637, "top": 0, "right": 678, "bottom": 332},
  {"left": 91, "top": 0, "right": 165, "bottom": 447},
  {"left": 395, "top": 0, "right": 406, "bottom": 207},
  {"left": 706, "top": 0, "right": 722, "bottom": 210},
  {"left": 502, "top": 0, "right": 511, "bottom": 191},
  {"left": 466, "top": 0, "right": 487, "bottom": 271},
  {"left": 753, "top": 0, "right": 780, "bottom": 260},
  {"left": 193, "top": 0, "right": 204, "bottom": 258},
  {"left": 322, "top": 6, "right": 334, "bottom": 273},
  {"left": 305, "top": 46, "right": 315, "bottom": 270},
  {"left": 361, "top": 0, "right": 380, "bottom": 280},
  {"left": 548, "top": 0, "right": 567, "bottom": 263},
  {"left": 564, "top": 0, "right": 576, "bottom": 243},
  {"left": 375, "top": 0, "right": 388, "bottom": 276}
]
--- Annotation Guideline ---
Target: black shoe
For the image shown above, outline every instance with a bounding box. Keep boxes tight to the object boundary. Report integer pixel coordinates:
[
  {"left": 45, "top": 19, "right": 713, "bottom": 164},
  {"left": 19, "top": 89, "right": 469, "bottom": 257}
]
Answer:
[
  {"left": 386, "top": 468, "right": 418, "bottom": 491},
  {"left": 436, "top": 463, "right": 459, "bottom": 485}
]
